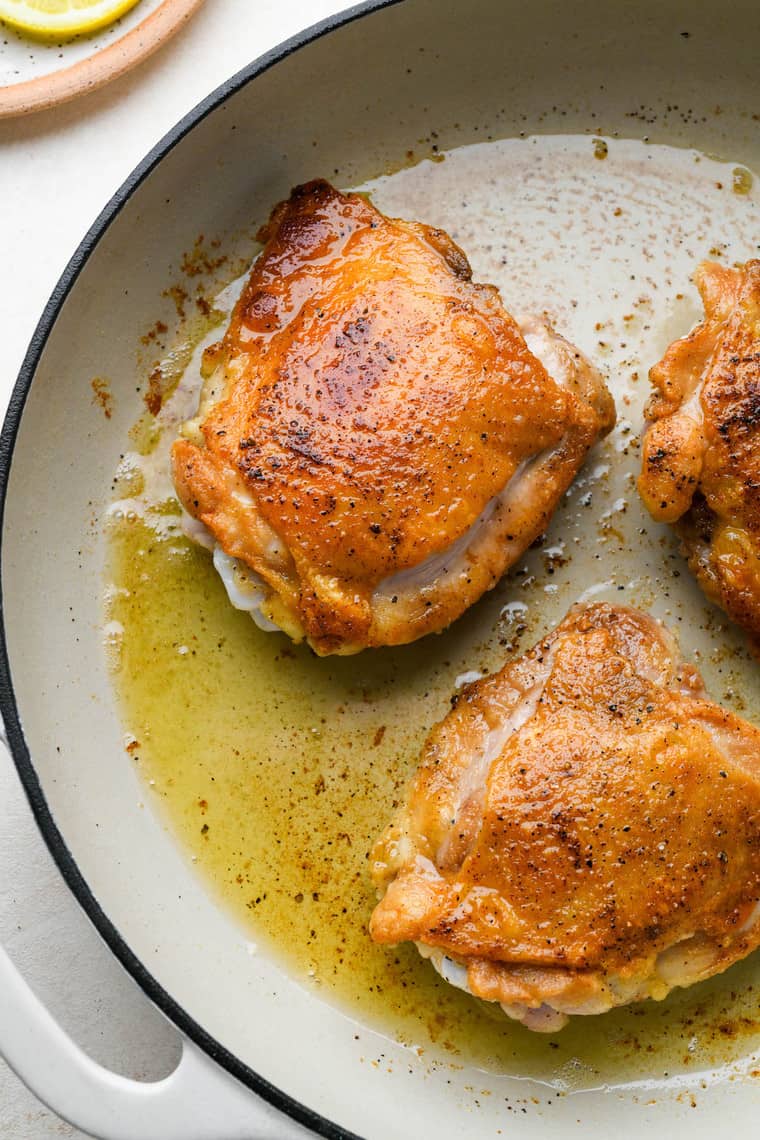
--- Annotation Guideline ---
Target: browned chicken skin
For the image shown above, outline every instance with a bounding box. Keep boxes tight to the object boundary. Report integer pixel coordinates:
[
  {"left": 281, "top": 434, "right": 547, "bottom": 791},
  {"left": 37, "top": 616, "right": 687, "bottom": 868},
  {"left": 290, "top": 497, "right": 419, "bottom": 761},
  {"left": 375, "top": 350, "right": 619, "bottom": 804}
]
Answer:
[
  {"left": 638, "top": 260, "right": 760, "bottom": 638},
  {"left": 370, "top": 603, "right": 760, "bottom": 1031},
  {"left": 172, "top": 181, "right": 614, "bottom": 654}
]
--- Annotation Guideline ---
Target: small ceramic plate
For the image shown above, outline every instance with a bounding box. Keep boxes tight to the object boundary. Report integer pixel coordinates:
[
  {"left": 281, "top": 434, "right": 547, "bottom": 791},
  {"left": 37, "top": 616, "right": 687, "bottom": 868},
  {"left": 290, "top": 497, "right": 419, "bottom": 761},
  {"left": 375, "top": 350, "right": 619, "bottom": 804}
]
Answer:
[{"left": 0, "top": 0, "right": 206, "bottom": 118}]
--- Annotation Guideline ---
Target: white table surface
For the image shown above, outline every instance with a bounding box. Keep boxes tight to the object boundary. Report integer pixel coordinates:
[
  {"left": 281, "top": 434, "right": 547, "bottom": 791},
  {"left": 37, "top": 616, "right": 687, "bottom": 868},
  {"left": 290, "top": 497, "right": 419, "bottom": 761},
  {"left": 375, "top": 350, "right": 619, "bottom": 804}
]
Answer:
[{"left": 0, "top": 2, "right": 352, "bottom": 1134}]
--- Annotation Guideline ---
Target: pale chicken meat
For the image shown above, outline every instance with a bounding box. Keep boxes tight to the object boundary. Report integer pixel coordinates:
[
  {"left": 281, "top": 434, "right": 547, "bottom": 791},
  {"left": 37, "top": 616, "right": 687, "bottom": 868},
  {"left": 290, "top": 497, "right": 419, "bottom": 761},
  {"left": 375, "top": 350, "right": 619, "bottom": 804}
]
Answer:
[
  {"left": 172, "top": 180, "right": 615, "bottom": 655},
  {"left": 639, "top": 260, "right": 760, "bottom": 638},
  {"left": 370, "top": 603, "right": 760, "bottom": 1032}
]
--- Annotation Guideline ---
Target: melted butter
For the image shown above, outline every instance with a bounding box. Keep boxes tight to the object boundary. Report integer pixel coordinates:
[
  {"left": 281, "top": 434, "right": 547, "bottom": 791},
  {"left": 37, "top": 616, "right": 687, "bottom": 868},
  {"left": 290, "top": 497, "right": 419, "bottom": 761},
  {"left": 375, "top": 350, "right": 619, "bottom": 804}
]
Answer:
[{"left": 106, "top": 135, "right": 760, "bottom": 1088}]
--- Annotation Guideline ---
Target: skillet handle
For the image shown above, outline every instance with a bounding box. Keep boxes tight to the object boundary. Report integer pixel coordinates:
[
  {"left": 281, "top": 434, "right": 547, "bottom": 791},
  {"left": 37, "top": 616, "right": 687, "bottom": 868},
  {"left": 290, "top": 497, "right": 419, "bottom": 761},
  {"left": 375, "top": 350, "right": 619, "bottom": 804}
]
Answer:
[{"left": 0, "top": 943, "right": 314, "bottom": 1140}]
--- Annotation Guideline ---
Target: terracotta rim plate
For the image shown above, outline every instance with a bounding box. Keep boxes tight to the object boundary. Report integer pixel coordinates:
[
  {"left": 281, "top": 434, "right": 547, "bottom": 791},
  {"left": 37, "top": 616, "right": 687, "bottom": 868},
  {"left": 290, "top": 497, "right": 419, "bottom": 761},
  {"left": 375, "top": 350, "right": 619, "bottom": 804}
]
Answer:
[{"left": 0, "top": 0, "right": 206, "bottom": 118}]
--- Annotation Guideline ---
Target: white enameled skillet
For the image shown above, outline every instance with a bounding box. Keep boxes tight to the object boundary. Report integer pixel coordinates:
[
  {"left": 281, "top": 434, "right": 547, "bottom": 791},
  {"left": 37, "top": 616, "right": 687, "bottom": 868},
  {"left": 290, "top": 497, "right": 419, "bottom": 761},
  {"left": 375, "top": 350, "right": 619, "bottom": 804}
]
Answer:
[{"left": 0, "top": 1, "right": 759, "bottom": 1136}]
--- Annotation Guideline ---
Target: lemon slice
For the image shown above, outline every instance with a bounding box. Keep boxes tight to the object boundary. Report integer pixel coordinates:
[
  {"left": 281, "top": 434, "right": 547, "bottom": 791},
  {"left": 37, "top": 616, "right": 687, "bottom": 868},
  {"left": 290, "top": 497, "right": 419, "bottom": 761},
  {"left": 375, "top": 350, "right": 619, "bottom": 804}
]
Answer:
[{"left": 0, "top": 0, "right": 142, "bottom": 38}]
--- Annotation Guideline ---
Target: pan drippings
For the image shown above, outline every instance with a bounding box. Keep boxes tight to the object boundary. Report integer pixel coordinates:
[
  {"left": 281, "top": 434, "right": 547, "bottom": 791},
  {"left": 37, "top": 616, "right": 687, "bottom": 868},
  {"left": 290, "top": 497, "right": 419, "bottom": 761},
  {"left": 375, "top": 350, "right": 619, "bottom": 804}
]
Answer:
[{"left": 106, "top": 135, "right": 760, "bottom": 1086}]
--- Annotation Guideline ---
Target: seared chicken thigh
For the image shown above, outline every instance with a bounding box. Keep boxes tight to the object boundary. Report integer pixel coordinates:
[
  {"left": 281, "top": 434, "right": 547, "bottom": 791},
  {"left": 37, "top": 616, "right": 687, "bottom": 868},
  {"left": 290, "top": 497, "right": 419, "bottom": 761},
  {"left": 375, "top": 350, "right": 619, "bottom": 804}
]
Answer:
[
  {"left": 370, "top": 603, "right": 760, "bottom": 1031},
  {"left": 639, "top": 260, "right": 760, "bottom": 638},
  {"left": 172, "top": 181, "right": 614, "bottom": 655}
]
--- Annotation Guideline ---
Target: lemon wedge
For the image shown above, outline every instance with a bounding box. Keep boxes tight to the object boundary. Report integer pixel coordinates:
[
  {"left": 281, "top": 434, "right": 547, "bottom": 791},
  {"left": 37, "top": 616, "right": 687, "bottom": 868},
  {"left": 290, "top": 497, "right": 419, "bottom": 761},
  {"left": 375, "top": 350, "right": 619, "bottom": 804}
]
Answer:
[{"left": 0, "top": 0, "right": 142, "bottom": 38}]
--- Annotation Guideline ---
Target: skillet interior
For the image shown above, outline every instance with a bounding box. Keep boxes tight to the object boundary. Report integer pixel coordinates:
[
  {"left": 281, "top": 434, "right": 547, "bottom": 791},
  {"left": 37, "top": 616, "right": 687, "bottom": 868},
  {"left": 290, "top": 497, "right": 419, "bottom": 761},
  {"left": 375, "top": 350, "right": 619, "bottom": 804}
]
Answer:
[{"left": 2, "top": 1, "right": 760, "bottom": 1136}]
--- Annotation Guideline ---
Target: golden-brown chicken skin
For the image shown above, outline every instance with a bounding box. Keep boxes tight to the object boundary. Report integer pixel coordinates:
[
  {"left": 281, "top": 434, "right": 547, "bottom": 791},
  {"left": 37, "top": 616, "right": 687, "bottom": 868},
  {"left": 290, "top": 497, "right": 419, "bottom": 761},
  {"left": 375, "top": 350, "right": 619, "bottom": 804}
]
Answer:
[
  {"left": 172, "top": 180, "right": 614, "bottom": 655},
  {"left": 639, "top": 260, "right": 760, "bottom": 638},
  {"left": 370, "top": 603, "right": 760, "bottom": 1031}
]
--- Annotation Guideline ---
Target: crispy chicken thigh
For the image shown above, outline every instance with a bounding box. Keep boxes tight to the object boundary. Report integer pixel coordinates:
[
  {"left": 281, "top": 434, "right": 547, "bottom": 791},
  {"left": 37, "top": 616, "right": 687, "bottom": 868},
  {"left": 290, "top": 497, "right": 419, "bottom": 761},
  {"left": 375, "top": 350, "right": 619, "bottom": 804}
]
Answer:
[
  {"left": 639, "top": 260, "right": 760, "bottom": 638},
  {"left": 370, "top": 603, "right": 760, "bottom": 1031},
  {"left": 172, "top": 181, "right": 614, "bottom": 655}
]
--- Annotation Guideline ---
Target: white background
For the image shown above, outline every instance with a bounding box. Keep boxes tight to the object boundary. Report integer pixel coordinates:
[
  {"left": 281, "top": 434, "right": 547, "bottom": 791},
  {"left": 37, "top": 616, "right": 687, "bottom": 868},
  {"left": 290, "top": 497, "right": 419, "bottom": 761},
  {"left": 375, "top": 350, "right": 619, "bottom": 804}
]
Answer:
[{"left": 0, "top": 1, "right": 351, "bottom": 1134}]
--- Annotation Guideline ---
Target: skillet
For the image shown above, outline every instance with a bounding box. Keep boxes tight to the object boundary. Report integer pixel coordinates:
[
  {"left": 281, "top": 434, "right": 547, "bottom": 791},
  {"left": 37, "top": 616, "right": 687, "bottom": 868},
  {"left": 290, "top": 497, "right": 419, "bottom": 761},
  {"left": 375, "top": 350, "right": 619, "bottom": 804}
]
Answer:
[{"left": 1, "top": 0, "right": 759, "bottom": 1136}]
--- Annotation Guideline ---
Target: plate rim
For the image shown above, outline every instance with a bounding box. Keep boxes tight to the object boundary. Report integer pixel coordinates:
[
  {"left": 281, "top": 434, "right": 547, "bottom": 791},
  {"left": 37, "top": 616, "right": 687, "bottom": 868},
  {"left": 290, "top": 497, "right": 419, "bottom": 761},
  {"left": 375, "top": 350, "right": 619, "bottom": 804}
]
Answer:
[
  {"left": 0, "top": 1, "right": 401, "bottom": 1137},
  {"left": 0, "top": 0, "right": 207, "bottom": 120}
]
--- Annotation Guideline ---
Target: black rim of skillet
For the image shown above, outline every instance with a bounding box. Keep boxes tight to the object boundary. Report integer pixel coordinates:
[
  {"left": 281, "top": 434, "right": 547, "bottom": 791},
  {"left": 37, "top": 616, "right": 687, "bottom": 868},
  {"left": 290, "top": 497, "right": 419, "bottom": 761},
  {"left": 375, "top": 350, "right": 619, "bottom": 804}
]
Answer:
[{"left": 0, "top": 3, "right": 404, "bottom": 1138}]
